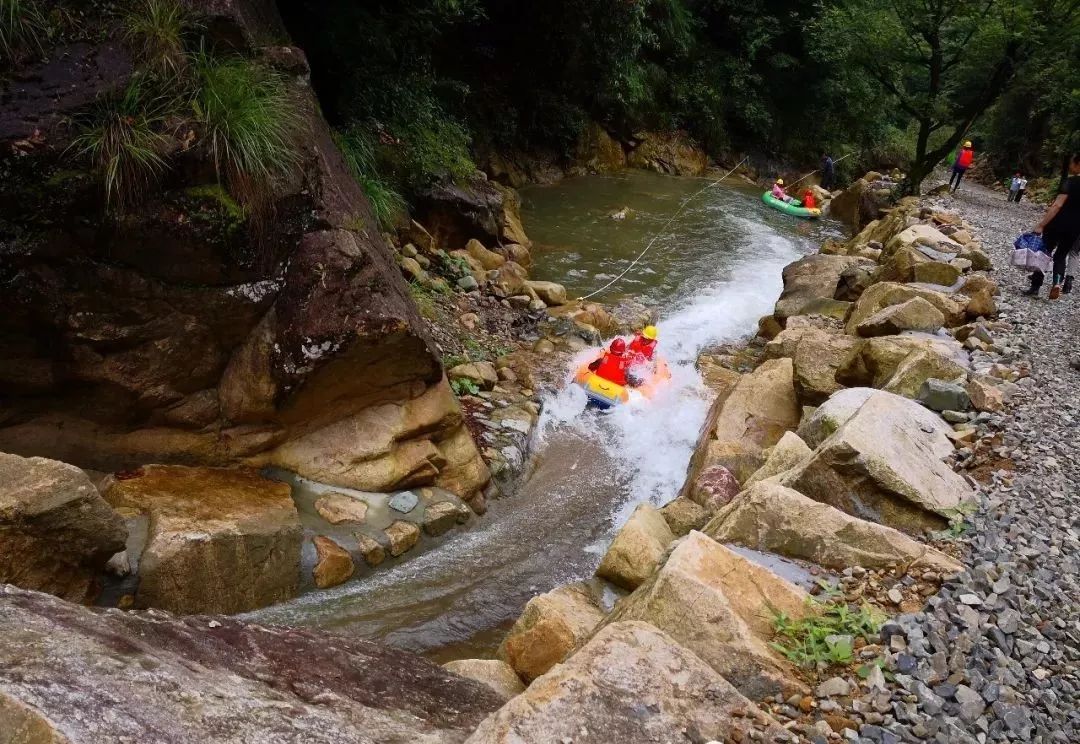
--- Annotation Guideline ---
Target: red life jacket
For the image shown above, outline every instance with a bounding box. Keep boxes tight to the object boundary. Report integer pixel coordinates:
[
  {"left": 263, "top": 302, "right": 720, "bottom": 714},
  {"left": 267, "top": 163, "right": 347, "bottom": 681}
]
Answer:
[
  {"left": 628, "top": 335, "right": 656, "bottom": 361},
  {"left": 957, "top": 148, "right": 974, "bottom": 168},
  {"left": 593, "top": 352, "right": 628, "bottom": 386},
  {"left": 802, "top": 191, "right": 817, "bottom": 209}
]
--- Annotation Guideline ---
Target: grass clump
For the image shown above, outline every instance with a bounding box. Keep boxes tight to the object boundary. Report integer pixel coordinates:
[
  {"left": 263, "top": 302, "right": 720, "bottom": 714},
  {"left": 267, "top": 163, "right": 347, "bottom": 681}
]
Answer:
[
  {"left": 450, "top": 377, "right": 481, "bottom": 396},
  {"left": 335, "top": 125, "right": 407, "bottom": 229},
  {"left": 0, "top": 0, "right": 47, "bottom": 63},
  {"left": 770, "top": 599, "right": 884, "bottom": 669},
  {"left": 70, "top": 76, "right": 176, "bottom": 212},
  {"left": 123, "top": 0, "right": 190, "bottom": 77},
  {"left": 193, "top": 50, "right": 303, "bottom": 205}
]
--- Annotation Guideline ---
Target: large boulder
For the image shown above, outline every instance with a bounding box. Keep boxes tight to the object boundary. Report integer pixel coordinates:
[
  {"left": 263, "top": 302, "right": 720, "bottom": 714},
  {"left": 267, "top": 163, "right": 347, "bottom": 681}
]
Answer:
[
  {"left": 658, "top": 496, "right": 709, "bottom": 536},
  {"left": 880, "top": 348, "right": 967, "bottom": 399},
  {"left": 524, "top": 280, "right": 568, "bottom": 306},
  {"left": 417, "top": 177, "right": 532, "bottom": 249},
  {"left": 846, "top": 282, "right": 967, "bottom": 333},
  {"left": 828, "top": 178, "right": 868, "bottom": 227},
  {"left": 855, "top": 297, "right": 945, "bottom": 337},
  {"left": 705, "top": 482, "right": 963, "bottom": 574},
  {"left": 466, "top": 621, "right": 787, "bottom": 744},
  {"left": 797, "top": 387, "right": 954, "bottom": 458},
  {"left": 602, "top": 532, "right": 811, "bottom": 698},
  {"left": 878, "top": 245, "right": 962, "bottom": 286},
  {"left": 101, "top": 465, "right": 303, "bottom": 614},
  {"left": 0, "top": 585, "right": 502, "bottom": 743},
  {"left": 263, "top": 379, "right": 491, "bottom": 502},
  {"left": 884, "top": 223, "right": 963, "bottom": 257},
  {"left": 625, "top": 131, "right": 708, "bottom": 175},
  {"left": 487, "top": 261, "right": 530, "bottom": 298},
  {"left": 443, "top": 660, "right": 525, "bottom": 701},
  {"left": 497, "top": 583, "right": 604, "bottom": 682},
  {"left": 773, "top": 255, "right": 867, "bottom": 321},
  {"left": 764, "top": 327, "right": 863, "bottom": 404},
  {"left": 0, "top": 453, "right": 127, "bottom": 603},
  {"left": 839, "top": 334, "right": 968, "bottom": 392},
  {"left": 596, "top": 503, "right": 675, "bottom": 590},
  {"left": 780, "top": 391, "right": 974, "bottom": 533},
  {"left": 466, "top": 238, "right": 506, "bottom": 271},
  {"left": 682, "top": 358, "right": 800, "bottom": 487}
]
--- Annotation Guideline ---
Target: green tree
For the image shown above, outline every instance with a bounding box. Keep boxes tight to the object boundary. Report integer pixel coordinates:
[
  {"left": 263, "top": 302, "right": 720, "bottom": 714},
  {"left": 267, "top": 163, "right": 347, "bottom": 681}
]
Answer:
[{"left": 814, "top": 0, "right": 1067, "bottom": 192}]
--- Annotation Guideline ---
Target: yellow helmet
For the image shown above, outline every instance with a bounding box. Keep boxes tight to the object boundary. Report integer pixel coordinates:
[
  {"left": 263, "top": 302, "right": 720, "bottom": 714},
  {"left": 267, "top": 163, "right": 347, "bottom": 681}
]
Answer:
[
  {"left": 642, "top": 325, "right": 658, "bottom": 340},
  {"left": 963, "top": 140, "right": 972, "bottom": 148},
  {"left": 776, "top": 178, "right": 784, "bottom": 185}
]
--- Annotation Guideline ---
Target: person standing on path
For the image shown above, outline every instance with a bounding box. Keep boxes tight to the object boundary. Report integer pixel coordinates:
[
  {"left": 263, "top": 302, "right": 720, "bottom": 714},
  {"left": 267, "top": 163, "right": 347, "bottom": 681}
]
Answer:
[
  {"left": 949, "top": 141, "right": 976, "bottom": 192},
  {"left": 1008, "top": 173, "right": 1022, "bottom": 202},
  {"left": 1016, "top": 175, "right": 1028, "bottom": 203},
  {"left": 820, "top": 153, "right": 836, "bottom": 190},
  {"left": 1023, "top": 152, "right": 1080, "bottom": 299}
]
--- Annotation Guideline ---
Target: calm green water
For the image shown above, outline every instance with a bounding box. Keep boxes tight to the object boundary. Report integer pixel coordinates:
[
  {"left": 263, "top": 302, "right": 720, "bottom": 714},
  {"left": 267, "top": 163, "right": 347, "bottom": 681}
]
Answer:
[
  {"left": 249, "top": 170, "right": 843, "bottom": 662},
  {"left": 522, "top": 170, "right": 842, "bottom": 305}
]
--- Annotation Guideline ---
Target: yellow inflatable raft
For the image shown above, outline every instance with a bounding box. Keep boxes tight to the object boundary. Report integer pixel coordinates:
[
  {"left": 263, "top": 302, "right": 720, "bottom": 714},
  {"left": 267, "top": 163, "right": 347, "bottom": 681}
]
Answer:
[{"left": 573, "top": 356, "right": 671, "bottom": 409}]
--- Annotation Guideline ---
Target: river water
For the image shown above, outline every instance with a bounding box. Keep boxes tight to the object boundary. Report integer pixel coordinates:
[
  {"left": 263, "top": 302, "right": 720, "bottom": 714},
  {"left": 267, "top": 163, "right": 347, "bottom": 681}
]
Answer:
[{"left": 249, "top": 170, "right": 843, "bottom": 661}]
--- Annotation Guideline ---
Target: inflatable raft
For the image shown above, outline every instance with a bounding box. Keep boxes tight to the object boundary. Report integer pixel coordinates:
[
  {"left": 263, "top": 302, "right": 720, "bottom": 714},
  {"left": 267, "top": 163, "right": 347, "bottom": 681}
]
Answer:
[
  {"left": 762, "top": 191, "right": 821, "bottom": 219},
  {"left": 574, "top": 356, "right": 671, "bottom": 409}
]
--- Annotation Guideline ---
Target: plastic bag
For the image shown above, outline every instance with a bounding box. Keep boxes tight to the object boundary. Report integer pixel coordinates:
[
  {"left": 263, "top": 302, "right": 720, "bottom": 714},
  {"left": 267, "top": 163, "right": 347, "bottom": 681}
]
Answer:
[{"left": 1012, "top": 232, "right": 1052, "bottom": 273}]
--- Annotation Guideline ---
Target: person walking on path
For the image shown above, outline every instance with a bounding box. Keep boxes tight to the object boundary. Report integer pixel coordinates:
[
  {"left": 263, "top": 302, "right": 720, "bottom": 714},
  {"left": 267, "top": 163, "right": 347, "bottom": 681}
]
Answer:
[
  {"left": 1022, "top": 152, "right": 1080, "bottom": 299},
  {"left": 820, "top": 153, "right": 836, "bottom": 190},
  {"left": 1015, "top": 175, "right": 1028, "bottom": 203},
  {"left": 949, "top": 141, "right": 976, "bottom": 192},
  {"left": 1008, "top": 173, "right": 1022, "bottom": 202}
]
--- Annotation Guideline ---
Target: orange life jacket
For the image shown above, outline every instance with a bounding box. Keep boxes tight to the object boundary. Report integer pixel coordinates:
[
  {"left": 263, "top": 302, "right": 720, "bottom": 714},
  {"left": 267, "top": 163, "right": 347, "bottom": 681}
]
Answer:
[
  {"left": 593, "top": 351, "right": 628, "bottom": 386},
  {"left": 957, "top": 148, "right": 974, "bottom": 168},
  {"left": 628, "top": 335, "right": 656, "bottom": 361}
]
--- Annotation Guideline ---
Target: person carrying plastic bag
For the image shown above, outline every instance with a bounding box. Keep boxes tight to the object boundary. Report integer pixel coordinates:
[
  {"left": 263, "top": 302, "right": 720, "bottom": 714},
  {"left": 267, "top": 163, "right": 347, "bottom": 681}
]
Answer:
[{"left": 1023, "top": 152, "right": 1080, "bottom": 298}]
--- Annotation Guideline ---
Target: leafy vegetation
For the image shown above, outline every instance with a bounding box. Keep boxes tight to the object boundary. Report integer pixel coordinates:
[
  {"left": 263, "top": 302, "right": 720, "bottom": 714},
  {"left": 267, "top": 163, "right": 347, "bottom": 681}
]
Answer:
[
  {"left": 770, "top": 599, "right": 884, "bottom": 668},
  {"left": 450, "top": 377, "right": 481, "bottom": 396},
  {"left": 335, "top": 126, "right": 408, "bottom": 228},
  {"left": 70, "top": 76, "right": 176, "bottom": 212}
]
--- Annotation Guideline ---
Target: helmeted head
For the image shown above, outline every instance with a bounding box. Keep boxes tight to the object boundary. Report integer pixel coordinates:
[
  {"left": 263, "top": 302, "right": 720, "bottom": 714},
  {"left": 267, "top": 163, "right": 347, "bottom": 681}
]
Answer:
[
  {"left": 775, "top": 178, "right": 784, "bottom": 186},
  {"left": 642, "top": 325, "right": 658, "bottom": 341},
  {"left": 963, "top": 141, "right": 972, "bottom": 148},
  {"left": 609, "top": 338, "right": 627, "bottom": 355}
]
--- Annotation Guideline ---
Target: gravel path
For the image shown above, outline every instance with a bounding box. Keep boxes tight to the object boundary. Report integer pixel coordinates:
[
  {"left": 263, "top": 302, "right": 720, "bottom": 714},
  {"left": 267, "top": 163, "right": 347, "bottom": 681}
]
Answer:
[{"left": 871, "top": 180, "right": 1080, "bottom": 743}]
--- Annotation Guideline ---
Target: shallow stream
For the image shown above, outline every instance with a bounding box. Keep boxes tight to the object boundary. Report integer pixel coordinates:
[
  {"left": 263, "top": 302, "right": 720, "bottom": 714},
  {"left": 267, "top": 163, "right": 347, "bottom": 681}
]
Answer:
[{"left": 250, "top": 170, "right": 843, "bottom": 661}]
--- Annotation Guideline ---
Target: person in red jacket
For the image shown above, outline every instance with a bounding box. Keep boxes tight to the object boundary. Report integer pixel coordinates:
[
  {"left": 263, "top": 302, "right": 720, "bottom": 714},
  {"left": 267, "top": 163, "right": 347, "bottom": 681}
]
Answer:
[
  {"left": 628, "top": 325, "right": 658, "bottom": 362},
  {"left": 588, "top": 337, "right": 629, "bottom": 386},
  {"left": 802, "top": 189, "right": 817, "bottom": 210},
  {"left": 949, "top": 141, "right": 975, "bottom": 192}
]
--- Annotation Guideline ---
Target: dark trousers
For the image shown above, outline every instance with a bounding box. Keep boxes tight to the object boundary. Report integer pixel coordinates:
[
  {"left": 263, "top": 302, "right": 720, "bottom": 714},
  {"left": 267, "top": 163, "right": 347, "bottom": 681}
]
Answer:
[
  {"left": 1016, "top": 189, "right": 1025, "bottom": 203},
  {"left": 949, "top": 166, "right": 967, "bottom": 190},
  {"left": 1030, "top": 228, "right": 1080, "bottom": 288},
  {"left": 821, "top": 171, "right": 835, "bottom": 190}
]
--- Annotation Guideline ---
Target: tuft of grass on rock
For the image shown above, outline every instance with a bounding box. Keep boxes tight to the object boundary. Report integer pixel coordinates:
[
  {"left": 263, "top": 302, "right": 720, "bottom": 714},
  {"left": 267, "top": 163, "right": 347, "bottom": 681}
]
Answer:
[
  {"left": 71, "top": 75, "right": 177, "bottom": 212},
  {"left": 770, "top": 599, "right": 884, "bottom": 669},
  {"left": 123, "top": 0, "right": 190, "bottom": 77},
  {"left": 193, "top": 49, "right": 303, "bottom": 204},
  {"left": 0, "top": 0, "right": 47, "bottom": 63},
  {"left": 334, "top": 126, "right": 407, "bottom": 230}
]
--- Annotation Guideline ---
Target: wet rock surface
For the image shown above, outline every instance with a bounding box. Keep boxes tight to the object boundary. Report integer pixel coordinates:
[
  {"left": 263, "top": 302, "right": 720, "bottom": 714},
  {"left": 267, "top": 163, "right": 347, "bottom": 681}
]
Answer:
[{"left": 0, "top": 585, "right": 503, "bottom": 743}]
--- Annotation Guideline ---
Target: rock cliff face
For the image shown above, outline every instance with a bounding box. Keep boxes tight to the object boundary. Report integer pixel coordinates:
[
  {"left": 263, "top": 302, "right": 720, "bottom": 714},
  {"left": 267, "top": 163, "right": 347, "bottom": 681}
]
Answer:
[{"left": 0, "top": 1, "right": 489, "bottom": 504}]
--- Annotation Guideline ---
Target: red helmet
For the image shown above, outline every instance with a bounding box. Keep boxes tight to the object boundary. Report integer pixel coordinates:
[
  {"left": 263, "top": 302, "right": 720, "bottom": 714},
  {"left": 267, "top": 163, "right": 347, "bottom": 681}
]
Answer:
[{"left": 609, "top": 338, "right": 627, "bottom": 355}]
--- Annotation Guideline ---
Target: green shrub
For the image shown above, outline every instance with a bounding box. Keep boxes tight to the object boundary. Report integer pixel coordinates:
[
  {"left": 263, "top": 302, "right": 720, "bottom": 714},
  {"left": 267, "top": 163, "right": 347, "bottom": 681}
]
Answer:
[
  {"left": 770, "top": 599, "right": 884, "bottom": 669},
  {"left": 334, "top": 126, "right": 407, "bottom": 228},
  {"left": 450, "top": 377, "right": 480, "bottom": 396},
  {"left": 193, "top": 50, "right": 303, "bottom": 203},
  {"left": 0, "top": 0, "right": 47, "bottom": 63},
  {"left": 71, "top": 76, "right": 176, "bottom": 212},
  {"left": 123, "top": 0, "right": 190, "bottom": 77}
]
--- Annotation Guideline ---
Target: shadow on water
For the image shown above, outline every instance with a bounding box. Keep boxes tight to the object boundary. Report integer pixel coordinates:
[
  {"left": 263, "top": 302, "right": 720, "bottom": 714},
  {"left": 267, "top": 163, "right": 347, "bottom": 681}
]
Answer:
[{"left": 247, "top": 171, "right": 844, "bottom": 661}]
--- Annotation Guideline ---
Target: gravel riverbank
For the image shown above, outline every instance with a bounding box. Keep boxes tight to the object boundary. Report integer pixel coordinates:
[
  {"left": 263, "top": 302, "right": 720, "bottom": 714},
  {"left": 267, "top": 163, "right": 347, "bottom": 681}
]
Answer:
[{"left": 869, "top": 181, "right": 1080, "bottom": 743}]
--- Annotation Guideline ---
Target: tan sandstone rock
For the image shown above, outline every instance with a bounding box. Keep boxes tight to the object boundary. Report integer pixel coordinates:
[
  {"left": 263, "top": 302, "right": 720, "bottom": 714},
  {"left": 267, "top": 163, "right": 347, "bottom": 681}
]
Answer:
[
  {"left": 448, "top": 361, "right": 499, "bottom": 390},
  {"left": 384, "top": 520, "right": 420, "bottom": 556},
  {"left": 355, "top": 533, "right": 386, "bottom": 567},
  {"left": 745, "top": 431, "right": 813, "bottom": 486},
  {"left": 774, "top": 255, "right": 866, "bottom": 320},
  {"left": 856, "top": 297, "right": 946, "bottom": 337},
  {"left": 523, "top": 280, "right": 568, "bottom": 306},
  {"left": 659, "top": 496, "right": 709, "bottom": 537},
  {"left": 705, "top": 482, "right": 963, "bottom": 574},
  {"left": 423, "top": 500, "right": 469, "bottom": 536},
  {"left": 780, "top": 391, "right": 974, "bottom": 534},
  {"left": 497, "top": 583, "right": 604, "bottom": 682},
  {"left": 881, "top": 348, "right": 967, "bottom": 399},
  {"left": 764, "top": 327, "right": 863, "bottom": 404},
  {"left": 602, "top": 532, "right": 811, "bottom": 698},
  {"left": 0, "top": 453, "right": 127, "bottom": 603},
  {"left": 443, "top": 659, "right": 525, "bottom": 701},
  {"left": 846, "top": 282, "right": 967, "bottom": 333},
  {"left": 313, "top": 492, "right": 369, "bottom": 524},
  {"left": 102, "top": 465, "right": 301, "bottom": 614},
  {"left": 312, "top": 535, "right": 354, "bottom": 589},
  {"left": 466, "top": 239, "right": 507, "bottom": 270},
  {"left": 596, "top": 503, "right": 675, "bottom": 590},
  {"left": 467, "top": 621, "right": 787, "bottom": 744}
]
